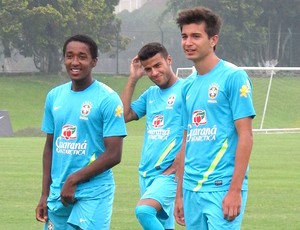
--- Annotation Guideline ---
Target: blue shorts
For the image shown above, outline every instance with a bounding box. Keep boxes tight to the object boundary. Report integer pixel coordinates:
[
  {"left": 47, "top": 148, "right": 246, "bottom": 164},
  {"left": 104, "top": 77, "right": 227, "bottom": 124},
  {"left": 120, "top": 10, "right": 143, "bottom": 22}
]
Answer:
[
  {"left": 183, "top": 189, "right": 248, "bottom": 230},
  {"left": 139, "top": 174, "right": 177, "bottom": 229},
  {"left": 44, "top": 184, "right": 115, "bottom": 230}
]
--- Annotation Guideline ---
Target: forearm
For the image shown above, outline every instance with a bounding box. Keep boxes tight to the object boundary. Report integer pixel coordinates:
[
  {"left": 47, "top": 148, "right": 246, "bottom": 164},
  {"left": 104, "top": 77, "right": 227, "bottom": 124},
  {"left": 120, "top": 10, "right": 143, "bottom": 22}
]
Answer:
[
  {"left": 41, "top": 135, "right": 53, "bottom": 196},
  {"left": 176, "top": 132, "right": 186, "bottom": 197},
  {"left": 67, "top": 137, "right": 123, "bottom": 185},
  {"left": 121, "top": 77, "right": 138, "bottom": 122},
  {"left": 71, "top": 151, "right": 121, "bottom": 184},
  {"left": 229, "top": 131, "right": 253, "bottom": 192}
]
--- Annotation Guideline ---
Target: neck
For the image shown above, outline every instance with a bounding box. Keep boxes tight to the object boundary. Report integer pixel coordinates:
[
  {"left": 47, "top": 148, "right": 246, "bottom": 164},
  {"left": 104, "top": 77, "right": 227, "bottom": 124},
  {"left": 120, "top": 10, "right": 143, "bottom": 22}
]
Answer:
[
  {"left": 194, "top": 54, "right": 220, "bottom": 75},
  {"left": 72, "top": 78, "right": 94, "bottom": 91}
]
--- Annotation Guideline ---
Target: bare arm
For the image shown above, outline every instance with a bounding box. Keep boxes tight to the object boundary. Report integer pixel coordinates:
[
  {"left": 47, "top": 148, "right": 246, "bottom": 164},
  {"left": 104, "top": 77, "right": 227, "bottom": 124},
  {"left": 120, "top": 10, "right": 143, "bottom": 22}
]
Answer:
[
  {"left": 60, "top": 136, "right": 124, "bottom": 206},
  {"left": 222, "top": 117, "right": 253, "bottom": 220},
  {"left": 174, "top": 130, "right": 187, "bottom": 226},
  {"left": 35, "top": 134, "right": 53, "bottom": 222},
  {"left": 121, "top": 56, "right": 145, "bottom": 122}
]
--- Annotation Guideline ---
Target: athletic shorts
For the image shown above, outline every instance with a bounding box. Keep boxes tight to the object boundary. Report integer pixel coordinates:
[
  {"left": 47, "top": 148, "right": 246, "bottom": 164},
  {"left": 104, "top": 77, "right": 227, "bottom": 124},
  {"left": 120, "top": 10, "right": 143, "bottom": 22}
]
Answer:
[
  {"left": 44, "top": 184, "right": 115, "bottom": 230},
  {"left": 183, "top": 189, "right": 248, "bottom": 230},
  {"left": 139, "top": 174, "right": 177, "bottom": 229}
]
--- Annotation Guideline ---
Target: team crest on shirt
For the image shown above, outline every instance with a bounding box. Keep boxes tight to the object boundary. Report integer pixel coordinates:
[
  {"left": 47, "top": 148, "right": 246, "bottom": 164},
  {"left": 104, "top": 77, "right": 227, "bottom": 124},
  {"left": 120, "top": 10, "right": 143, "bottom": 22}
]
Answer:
[
  {"left": 152, "top": 115, "right": 164, "bottom": 128},
  {"left": 61, "top": 124, "right": 77, "bottom": 140},
  {"left": 192, "top": 110, "right": 207, "bottom": 126},
  {"left": 166, "top": 94, "right": 176, "bottom": 109},
  {"left": 208, "top": 83, "right": 219, "bottom": 103},
  {"left": 81, "top": 101, "right": 92, "bottom": 117}
]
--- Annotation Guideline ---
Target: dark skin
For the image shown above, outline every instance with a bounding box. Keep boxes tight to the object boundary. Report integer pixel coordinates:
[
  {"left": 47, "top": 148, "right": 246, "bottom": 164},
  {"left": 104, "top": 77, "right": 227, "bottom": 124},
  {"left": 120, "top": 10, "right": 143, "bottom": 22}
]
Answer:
[{"left": 35, "top": 40, "right": 124, "bottom": 222}]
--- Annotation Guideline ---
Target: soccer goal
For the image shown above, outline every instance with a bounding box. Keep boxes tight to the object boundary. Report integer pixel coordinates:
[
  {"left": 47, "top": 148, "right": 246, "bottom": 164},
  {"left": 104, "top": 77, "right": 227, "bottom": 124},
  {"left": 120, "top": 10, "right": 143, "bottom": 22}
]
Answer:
[{"left": 176, "top": 66, "right": 300, "bottom": 133}]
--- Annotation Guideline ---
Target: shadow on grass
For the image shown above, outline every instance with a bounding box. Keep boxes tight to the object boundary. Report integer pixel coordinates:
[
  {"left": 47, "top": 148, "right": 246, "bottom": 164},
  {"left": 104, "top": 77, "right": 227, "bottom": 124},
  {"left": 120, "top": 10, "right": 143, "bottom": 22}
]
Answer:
[{"left": 13, "top": 128, "right": 45, "bottom": 137}]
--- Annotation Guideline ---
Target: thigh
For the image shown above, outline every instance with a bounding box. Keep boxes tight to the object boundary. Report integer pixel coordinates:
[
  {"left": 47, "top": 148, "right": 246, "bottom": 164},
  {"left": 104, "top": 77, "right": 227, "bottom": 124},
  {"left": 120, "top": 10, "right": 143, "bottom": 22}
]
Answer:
[
  {"left": 69, "top": 184, "right": 115, "bottom": 230},
  {"left": 206, "top": 190, "right": 248, "bottom": 230},
  {"left": 183, "top": 190, "right": 248, "bottom": 230},
  {"left": 44, "top": 199, "right": 73, "bottom": 230},
  {"left": 140, "top": 174, "right": 177, "bottom": 228},
  {"left": 183, "top": 189, "right": 208, "bottom": 230}
]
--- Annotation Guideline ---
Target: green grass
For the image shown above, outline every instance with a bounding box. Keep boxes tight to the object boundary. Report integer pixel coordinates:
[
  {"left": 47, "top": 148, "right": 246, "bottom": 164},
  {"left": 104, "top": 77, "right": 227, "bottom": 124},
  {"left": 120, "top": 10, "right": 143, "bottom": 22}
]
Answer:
[
  {"left": 0, "top": 134, "right": 300, "bottom": 229},
  {"left": 0, "top": 74, "right": 300, "bottom": 229}
]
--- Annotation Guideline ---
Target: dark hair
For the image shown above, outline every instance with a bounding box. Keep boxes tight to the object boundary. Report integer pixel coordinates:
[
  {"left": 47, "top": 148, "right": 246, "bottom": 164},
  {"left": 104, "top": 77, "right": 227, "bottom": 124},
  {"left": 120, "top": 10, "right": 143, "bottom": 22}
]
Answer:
[
  {"left": 138, "top": 42, "right": 169, "bottom": 61},
  {"left": 62, "top": 34, "right": 98, "bottom": 59},
  {"left": 176, "top": 6, "right": 222, "bottom": 38}
]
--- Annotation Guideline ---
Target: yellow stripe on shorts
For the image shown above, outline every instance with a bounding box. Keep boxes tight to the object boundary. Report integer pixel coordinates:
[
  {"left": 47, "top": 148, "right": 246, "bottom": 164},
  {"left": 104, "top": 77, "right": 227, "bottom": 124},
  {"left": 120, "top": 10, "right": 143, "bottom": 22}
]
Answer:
[{"left": 193, "top": 139, "right": 228, "bottom": 192}]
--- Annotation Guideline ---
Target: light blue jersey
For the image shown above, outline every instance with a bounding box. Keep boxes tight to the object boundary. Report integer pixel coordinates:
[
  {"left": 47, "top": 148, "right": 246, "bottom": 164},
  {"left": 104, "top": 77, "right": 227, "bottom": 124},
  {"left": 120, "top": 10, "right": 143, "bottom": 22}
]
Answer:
[
  {"left": 131, "top": 79, "right": 184, "bottom": 178},
  {"left": 182, "top": 60, "right": 256, "bottom": 192},
  {"left": 42, "top": 80, "right": 127, "bottom": 200}
]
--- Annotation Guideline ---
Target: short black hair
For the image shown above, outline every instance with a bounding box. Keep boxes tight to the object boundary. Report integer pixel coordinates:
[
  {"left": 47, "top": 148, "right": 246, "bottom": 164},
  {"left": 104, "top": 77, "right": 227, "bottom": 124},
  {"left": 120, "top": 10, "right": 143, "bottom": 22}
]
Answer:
[
  {"left": 63, "top": 34, "right": 98, "bottom": 59},
  {"left": 138, "top": 42, "right": 169, "bottom": 61}
]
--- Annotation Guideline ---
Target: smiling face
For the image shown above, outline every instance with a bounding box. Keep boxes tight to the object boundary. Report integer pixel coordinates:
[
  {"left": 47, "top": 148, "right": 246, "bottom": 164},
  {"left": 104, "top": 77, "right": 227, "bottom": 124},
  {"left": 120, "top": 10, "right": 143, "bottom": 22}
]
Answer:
[
  {"left": 181, "top": 22, "right": 218, "bottom": 64},
  {"left": 141, "top": 53, "right": 176, "bottom": 89},
  {"left": 64, "top": 41, "right": 97, "bottom": 90}
]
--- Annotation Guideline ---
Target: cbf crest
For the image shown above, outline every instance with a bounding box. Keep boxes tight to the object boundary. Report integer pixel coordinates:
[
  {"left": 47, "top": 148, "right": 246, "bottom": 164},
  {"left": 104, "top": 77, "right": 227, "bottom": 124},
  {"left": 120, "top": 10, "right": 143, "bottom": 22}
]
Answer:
[
  {"left": 166, "top": 94, "right": 176, "bottom": 109},
  {"left": 81, "top": 101, "right": 93, "bottom": 117},
  {"left": 208, "top": 83, "right": 219, "bottom": 100}
]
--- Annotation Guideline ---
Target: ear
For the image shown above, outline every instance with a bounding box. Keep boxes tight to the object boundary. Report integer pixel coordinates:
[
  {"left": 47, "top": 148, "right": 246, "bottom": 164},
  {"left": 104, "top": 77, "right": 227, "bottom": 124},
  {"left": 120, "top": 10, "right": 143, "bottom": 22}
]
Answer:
[
  {"left": 92, "top": 58, "right": 98, "bottom": 67},
  {"left": 210, "top": 35, "right": 219, "bottom": 48},
  {"left": 167, "top": 55, "right": 172, "bottom": 65}
]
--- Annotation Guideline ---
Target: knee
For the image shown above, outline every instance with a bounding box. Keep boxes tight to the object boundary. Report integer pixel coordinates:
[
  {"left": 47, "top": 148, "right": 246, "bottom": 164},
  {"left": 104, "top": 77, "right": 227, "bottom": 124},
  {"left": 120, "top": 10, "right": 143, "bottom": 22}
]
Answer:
[{"left": 135, "top": 205, "right": 156, "bottom": 220}]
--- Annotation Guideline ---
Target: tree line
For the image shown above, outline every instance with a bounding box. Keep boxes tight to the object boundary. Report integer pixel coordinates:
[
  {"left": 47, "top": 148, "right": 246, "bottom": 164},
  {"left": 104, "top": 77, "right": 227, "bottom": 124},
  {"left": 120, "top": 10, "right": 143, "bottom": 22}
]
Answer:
[{"left": 1, "top": 0, "right": 300, "bottom": 74}]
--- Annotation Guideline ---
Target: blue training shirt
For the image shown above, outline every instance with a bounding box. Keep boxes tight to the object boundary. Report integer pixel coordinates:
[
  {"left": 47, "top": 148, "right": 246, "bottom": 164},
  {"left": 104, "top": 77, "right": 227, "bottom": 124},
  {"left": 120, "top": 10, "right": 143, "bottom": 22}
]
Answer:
[
  {"left": 131, "top": 79, "right": 184, "bottom": 178},
  {"left": 42, "top": 80, "right": 127, "bottom": 199},
  {"left": 182, "top": 60, "right": 256, "bottom": 192}
]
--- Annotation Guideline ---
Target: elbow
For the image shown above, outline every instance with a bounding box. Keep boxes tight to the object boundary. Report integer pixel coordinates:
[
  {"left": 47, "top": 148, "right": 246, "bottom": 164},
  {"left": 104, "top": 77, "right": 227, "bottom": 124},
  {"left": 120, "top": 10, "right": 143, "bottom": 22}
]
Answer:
[{"left": 111, "top": 151, "right": 122, "bottom": 167}]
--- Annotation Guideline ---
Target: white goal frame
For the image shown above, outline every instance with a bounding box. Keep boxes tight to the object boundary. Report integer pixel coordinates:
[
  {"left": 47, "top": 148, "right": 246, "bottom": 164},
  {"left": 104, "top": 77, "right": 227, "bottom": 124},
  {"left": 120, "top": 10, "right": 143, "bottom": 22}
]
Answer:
[{"left": 176, "top": 66, "right": 300, "bottom": 133}]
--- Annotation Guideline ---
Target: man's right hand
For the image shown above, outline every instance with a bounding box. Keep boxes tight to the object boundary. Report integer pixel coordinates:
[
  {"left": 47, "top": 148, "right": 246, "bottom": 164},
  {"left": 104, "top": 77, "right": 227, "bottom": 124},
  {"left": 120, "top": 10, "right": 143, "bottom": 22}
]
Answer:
[{"left": 35, "top": 195, "right": 48, "bottom": 223}]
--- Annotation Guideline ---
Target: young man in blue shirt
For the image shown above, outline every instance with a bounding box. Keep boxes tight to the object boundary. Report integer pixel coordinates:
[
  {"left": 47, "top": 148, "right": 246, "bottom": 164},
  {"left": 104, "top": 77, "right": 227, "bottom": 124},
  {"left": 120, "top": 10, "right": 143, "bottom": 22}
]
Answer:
[
  {"left": 174, "top": 7, "right": 256, "bottom": 230},
  {"left": 35, "top": 34, "right": 127, "bottom": 230}
]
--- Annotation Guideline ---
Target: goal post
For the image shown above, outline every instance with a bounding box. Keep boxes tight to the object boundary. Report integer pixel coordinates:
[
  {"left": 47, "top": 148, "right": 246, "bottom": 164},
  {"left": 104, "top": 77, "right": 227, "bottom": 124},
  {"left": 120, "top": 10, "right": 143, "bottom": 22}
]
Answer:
[{"left": 176, "top": 66, "right": 300, "bottom": 133}]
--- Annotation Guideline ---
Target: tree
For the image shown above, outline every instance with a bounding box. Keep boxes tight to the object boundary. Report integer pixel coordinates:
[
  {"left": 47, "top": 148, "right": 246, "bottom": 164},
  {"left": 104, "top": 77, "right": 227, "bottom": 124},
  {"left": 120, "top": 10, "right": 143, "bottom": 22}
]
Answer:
[
  {"left": 0, "top": 0, "right": 27, "bottom": 72},
  {"left": 0, "top": 0, "right": 130, "bottom": 73},
  {"left": 162, "top": 0, "right": 300, "bottom": 66}
]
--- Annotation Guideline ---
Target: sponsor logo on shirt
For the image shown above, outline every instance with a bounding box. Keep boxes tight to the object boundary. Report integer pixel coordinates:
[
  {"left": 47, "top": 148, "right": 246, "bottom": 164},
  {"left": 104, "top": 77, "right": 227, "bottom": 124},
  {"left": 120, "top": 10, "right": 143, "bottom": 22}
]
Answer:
[
  {"left": 61, "top": 124, "right": 77, "bottom": 140},
  {"left": 152, "top": 115, "right": 164, "bottom": 128},
  {"left": 187, "top": 110, "right": 217, "bottom": 142},
  {"left": 192, "top": 110, "right": 207, "bottom": 126},
  {"left": 56, "top": 124, "right": 87, "bottom": 155},
  {"left": 148, "top": 115, "right": 170, "bottom": 140}
]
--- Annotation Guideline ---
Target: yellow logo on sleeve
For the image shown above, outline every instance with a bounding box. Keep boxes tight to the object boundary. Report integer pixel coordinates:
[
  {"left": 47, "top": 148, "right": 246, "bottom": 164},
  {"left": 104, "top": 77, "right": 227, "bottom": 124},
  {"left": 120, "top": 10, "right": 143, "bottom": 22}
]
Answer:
[
  {"left": 240, "top": 85, "right": 250, "bottom": 98},
  {"left": 115, "top": 105, "right": 123, "bottom": 117}
]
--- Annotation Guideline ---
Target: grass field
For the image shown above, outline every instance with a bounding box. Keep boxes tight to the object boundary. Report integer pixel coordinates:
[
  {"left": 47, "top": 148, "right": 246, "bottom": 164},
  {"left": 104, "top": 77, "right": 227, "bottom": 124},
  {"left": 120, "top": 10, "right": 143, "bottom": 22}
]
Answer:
[{"left": 0, "top": 74, "right": 300, "bottom": 229}]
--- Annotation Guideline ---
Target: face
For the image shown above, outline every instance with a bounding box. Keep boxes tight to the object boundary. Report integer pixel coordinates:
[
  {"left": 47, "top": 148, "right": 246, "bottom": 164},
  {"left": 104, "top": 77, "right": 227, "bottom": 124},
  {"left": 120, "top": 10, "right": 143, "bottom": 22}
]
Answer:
[
  {"left": 64, "top": 41, "right": 97, "bottom": 85},
  {"left": 141, "top": 53, "right": 175, "bottom": 89},
  {"left": 181, "top": 23, "right": 218, "bottom": 63}
]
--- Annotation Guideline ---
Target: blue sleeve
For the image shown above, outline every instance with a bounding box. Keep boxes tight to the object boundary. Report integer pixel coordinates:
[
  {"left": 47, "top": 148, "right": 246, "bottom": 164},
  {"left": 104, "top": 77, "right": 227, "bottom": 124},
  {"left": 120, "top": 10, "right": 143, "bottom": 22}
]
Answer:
[
  {"left": 131, "top": 90, "right": 148, "bottom": 119},
  {"left": 227, "top": 70, "right": 256, "bottom": 120},
  {"left": 41, "top": 91, "right": 54, "bottom": 134},
  {"left": 102, "top": 92, "right": 127, "bottom": 137}
]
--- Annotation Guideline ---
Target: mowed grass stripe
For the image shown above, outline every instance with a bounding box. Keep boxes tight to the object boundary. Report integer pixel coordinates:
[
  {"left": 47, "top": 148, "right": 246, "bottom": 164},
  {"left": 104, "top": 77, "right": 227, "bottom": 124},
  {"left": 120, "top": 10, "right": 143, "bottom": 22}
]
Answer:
[{"left": 0, "top": 134, "right": 300, "bottom": 229}]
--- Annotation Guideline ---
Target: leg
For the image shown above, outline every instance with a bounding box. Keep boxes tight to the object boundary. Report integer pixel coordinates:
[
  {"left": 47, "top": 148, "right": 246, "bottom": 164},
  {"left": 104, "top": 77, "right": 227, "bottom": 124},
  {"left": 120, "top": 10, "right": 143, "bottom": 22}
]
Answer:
[
  {"left": 135, "top": 203, "right": 164, "bottom": 230},
  {"left": 137, "top": 174, "right": 177, "bottom": 230}
]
